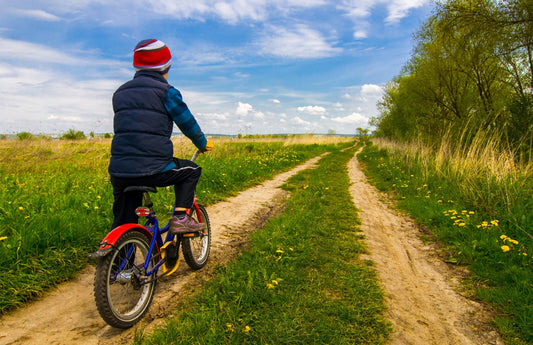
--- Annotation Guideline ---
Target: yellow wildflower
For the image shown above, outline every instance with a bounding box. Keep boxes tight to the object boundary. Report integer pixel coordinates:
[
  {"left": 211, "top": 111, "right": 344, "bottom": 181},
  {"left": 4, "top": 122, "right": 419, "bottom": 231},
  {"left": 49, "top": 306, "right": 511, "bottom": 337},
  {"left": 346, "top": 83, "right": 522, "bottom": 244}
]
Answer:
[
  {"left": 18, "top": 206, "right": 24, "bottom": 211},
  {"left": 501, "top": 245, "right": 510, "bottom": 252},
  {"left": 243, "top": 326, "right": 251, "bottom": 333},
  {"left": 0, "top": 236, "right": 7, "bottom": 241},
  {"left": 276, "top": 249, "right": 284, "bottom": 254},
  {"left": 267, "top": 283, "right": 275, "bottom": 289}
]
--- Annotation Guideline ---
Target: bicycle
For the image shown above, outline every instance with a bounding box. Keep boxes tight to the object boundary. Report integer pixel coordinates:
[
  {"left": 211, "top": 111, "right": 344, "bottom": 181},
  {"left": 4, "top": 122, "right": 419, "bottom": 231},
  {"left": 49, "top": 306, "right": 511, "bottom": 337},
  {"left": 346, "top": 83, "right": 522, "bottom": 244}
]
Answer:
[{"left": 90, "top": 150, "right": 211, "bottom": 328}]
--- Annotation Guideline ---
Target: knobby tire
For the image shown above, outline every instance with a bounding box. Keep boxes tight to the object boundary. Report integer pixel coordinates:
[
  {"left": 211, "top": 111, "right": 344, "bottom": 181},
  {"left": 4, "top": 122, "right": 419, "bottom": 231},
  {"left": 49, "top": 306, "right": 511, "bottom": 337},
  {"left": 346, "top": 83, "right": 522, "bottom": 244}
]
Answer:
[
  {"left": 182, "top": 204, "right": 211, "bottom": 270},
  {"left": 94, "top": 230, "right": 157, "bottom": 328}
]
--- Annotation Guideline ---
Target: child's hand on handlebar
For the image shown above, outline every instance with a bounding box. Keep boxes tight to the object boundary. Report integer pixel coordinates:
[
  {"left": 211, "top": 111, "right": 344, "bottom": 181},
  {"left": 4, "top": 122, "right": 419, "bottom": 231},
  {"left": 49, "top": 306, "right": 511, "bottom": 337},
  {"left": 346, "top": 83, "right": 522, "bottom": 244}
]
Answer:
[{"left": 200, "top": 140, "right": 214, "bottom": 153}]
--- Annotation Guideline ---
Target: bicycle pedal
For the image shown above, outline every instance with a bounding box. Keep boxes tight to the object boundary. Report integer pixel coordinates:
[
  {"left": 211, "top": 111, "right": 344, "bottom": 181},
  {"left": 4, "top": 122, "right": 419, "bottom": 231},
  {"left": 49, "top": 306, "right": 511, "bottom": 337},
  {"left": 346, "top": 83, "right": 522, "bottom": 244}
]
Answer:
[{"left": 160, "top": 241, "right": 180, "bottom": 276}]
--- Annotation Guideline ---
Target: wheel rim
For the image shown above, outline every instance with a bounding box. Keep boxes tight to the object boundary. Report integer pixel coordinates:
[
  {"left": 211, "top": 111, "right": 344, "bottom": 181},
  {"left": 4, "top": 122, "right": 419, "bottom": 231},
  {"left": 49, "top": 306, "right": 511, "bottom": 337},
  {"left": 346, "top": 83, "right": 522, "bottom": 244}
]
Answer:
[
  {"left": 106, "top": 238, "right": 154, "bottom": 322},
  {"left": 189, "top": 208, "right": 210, "bottom": 264},
  {"left": 189, "top": 233, "right": 209, "bottom": 263}
]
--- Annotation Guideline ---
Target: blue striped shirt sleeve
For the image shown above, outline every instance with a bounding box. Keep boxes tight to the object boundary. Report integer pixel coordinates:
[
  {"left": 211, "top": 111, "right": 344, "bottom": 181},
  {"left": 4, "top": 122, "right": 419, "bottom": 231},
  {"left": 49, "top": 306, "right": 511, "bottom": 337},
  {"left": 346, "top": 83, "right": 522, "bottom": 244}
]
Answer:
[{"left": 164, "top": 87, "right": 207, "bottom": 150}]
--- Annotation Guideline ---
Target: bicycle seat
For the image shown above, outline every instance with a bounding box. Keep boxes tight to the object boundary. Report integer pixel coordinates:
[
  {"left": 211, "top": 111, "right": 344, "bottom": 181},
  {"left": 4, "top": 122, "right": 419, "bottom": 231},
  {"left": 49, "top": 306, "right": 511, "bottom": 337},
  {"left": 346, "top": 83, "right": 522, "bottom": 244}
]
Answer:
[{"left": 123, "top": 186, "right": 158, "bottom": 193}]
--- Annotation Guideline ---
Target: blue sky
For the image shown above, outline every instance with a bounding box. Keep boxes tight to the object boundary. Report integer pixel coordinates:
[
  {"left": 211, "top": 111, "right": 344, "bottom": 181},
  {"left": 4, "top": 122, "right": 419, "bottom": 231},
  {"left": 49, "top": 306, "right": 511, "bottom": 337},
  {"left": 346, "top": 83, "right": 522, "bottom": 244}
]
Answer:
[{"left": 0, "top": 0, "right": 433, "bottom": 135}]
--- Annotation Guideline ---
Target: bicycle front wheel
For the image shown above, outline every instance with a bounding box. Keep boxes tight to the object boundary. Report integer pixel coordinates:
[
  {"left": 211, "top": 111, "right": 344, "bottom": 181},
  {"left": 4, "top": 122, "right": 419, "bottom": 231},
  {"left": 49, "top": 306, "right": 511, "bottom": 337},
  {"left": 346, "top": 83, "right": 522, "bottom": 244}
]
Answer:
[
  {"left": 182, "top": 204, "right": 211, "bottom": 270},
  {"left": 94, "top": 230, "right": 157, "bottom": 328}
]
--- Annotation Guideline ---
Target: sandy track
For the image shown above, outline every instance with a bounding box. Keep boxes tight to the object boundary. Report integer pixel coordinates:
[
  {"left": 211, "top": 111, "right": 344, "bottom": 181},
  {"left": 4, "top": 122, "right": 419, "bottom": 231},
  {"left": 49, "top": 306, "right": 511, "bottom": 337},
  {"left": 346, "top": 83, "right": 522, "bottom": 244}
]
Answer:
[
  {"left": 348, "top": 151, "right": 503, "bottom": 345},
  {"left": 0, "top": 155, "right": 322, "bottom": 345}
]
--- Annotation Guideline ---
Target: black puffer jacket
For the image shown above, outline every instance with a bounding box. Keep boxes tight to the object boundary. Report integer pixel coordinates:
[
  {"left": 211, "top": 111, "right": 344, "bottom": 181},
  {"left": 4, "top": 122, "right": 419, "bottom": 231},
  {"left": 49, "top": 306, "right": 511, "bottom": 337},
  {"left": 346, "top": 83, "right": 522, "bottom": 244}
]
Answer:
[{"left": 108, "top": 71, "right": 173, "bottom": 178}]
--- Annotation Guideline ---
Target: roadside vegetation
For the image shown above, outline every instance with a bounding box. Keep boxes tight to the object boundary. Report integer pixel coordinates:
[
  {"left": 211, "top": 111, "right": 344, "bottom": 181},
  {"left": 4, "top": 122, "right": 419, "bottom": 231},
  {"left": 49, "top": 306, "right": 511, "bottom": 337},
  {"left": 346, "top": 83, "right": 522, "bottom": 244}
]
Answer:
[
  {"left": 368, "top": 1, "right": 533, "bottom": 343},
  {"left": 135, "top": 145, "right": 391, "bottom": 345},
  {"left": 0, "top": 137, "right": 349, "bottom": 314},
  {"left": 358, "top": 138, "right": 532, "bottom": 345}
]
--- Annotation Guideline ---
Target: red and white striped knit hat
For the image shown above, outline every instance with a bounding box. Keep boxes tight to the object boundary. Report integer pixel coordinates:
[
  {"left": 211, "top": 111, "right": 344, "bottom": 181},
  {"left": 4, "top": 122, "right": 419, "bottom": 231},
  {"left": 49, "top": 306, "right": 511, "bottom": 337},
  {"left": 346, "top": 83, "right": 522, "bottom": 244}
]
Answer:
[{"left": 133, "top": 39, "right": 172, "bottom": 73}]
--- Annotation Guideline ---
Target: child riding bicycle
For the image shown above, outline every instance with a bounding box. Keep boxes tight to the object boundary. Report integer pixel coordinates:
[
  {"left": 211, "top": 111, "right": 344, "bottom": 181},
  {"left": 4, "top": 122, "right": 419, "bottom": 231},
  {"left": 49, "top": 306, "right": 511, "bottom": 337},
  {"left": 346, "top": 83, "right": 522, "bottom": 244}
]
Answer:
[{"left": 108, "top": 38, "right": 213, "bottom": 235}]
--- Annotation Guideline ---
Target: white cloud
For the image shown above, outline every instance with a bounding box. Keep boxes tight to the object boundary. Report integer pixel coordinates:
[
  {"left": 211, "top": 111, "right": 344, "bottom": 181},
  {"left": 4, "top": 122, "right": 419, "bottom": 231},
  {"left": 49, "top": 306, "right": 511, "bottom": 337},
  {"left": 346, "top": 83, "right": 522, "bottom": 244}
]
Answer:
[
  {"left": 361, "top": 84, "right": 384, "bottom": 99},
  {"left": 258, "top": 24, "right": 342, "bottom": 59},
  {"left": 0, "top": 37, "right": 123, "bottom": 71},
  {"left": 150, "top": 0, "right": 326, "bottom": 24},
  {"left": 297, "top": 105, "right": 327, "bottom": 115},
  {"left": 386, "top": 0, "right": 428, "bottom": 24},
  {"left": 12, "top": 9, "right": 61, "bottom": 21},
  {"left": 271, "top": 99, "right": 281, "bottom": 104},
  {"left": 291, "top": 116, "right": 311, "bottom": 125},
  {"left": 353, "top": 30, "right": 368, "bottom": 39},
  {"left": 340, "top": 0, "right": 430, "bottom": 38},
  {"left": 236, "top": 102, "right": 253, "bottom": 116},
  {"left": 331, "top": 112, "right": 369, "bottom": 125}
]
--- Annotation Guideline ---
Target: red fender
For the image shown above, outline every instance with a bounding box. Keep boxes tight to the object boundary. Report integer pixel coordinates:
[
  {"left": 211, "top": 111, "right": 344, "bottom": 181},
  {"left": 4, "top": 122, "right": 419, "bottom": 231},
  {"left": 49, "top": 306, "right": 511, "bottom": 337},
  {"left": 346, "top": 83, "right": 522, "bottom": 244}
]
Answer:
[{"left": 96, "top": 224, "right": 154, "bottom": 252}]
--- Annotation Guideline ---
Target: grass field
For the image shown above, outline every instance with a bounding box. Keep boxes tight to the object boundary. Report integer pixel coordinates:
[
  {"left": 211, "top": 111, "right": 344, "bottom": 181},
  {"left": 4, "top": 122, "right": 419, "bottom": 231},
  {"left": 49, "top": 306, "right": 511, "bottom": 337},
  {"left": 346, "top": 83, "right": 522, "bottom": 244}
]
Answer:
[
  {"left": 134, "top": 145, "right": 391, "bottom": 345},
  {"left": 0, "top": 137, "right": 350, "bottom": 313},
  {"left": 358, "top": 138, "right": 532, "bottom": 345}
]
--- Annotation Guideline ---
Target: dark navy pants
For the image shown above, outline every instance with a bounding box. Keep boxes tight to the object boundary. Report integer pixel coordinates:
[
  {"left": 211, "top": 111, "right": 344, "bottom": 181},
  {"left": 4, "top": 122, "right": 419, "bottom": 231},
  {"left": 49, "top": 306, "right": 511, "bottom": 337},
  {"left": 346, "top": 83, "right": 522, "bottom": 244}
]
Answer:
[{"left": 110, "top": 158, "right": 202, "bottom": 230}]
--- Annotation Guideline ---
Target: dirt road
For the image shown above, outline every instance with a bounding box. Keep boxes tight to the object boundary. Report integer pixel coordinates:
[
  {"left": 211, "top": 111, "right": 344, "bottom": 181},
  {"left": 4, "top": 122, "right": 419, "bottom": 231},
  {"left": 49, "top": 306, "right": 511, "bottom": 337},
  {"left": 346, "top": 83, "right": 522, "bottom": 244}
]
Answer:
[
  {"left": 0, "top": 151, "right": 503, "bottom": 344},
  {"left": 348, "top": 151, "right": 503, "bottom": 345}
]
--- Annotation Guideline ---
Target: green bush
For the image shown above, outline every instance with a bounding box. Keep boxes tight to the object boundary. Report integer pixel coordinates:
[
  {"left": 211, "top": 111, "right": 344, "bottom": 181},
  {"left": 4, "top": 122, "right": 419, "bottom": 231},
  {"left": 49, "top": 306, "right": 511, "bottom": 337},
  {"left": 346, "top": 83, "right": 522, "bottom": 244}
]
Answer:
[
  {"left": 60, "top": 129, "right": 86, "bottom": 140},
  {"left": 16, "top": 132, "right": 34, "bottom": 140}
]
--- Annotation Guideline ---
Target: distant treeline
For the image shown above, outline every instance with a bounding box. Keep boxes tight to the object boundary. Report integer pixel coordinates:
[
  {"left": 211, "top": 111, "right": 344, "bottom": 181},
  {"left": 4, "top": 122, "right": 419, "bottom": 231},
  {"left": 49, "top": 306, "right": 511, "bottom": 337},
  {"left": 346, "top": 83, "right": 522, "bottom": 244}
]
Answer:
[{"left": 372, "top": 0, "right": 533, "bottom": 157}]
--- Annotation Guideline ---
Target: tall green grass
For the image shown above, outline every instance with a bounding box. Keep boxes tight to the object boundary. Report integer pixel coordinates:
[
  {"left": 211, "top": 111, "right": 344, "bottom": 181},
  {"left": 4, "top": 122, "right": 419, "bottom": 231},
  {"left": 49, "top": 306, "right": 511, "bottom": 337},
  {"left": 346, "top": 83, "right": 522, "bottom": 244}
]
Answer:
[
  {"left": 0, "top": 138, "right": 346, "bottom": 313},
  {"left": 358, "top": 135, "right": 532, "bottom": 344},
  {"left": 135, "top": 145, "right": 390, "bottom": 345}
]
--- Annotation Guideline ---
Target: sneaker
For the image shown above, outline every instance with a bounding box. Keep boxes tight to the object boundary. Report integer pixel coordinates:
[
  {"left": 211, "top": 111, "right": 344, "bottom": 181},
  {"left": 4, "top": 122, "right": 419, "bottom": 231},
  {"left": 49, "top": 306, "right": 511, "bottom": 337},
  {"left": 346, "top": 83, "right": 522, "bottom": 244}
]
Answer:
[{"left": 169, "top": 215, "right": 206, "bottom": 235}]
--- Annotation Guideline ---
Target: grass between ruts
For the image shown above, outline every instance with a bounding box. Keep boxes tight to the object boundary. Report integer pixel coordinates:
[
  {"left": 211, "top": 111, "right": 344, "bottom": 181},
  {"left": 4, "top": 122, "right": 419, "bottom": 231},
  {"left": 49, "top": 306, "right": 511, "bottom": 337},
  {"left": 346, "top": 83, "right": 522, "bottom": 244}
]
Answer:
[
  {"left": 0, "top": 139, "right": 347, "bottom": 314},
  {"left": 134, "top": 145, "right": 390, "bottom": 345},
  {"left": 358, "top": 141, "right": 532, "bottom": 345}
]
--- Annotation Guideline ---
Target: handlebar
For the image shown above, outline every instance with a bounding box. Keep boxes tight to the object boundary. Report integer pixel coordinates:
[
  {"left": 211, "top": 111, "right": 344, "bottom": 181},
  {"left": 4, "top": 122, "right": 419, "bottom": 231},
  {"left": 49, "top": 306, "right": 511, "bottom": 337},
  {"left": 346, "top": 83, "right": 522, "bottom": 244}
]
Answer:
[{"left": 191, "top": 150, "right": 200, "bottom": 163}]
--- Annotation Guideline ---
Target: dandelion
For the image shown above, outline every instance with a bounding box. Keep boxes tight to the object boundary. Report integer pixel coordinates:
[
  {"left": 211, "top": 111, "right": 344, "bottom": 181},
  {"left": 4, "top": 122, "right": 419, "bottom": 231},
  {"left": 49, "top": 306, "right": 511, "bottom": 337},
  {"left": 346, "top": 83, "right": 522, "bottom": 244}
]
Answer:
[
  {"left": 266, "top": 283, "right": 275, "bottom": 289},
  {"left": 94, "top": 206, "right": 99, "bottom": 210},
  {"left": 18, "top": 206, "right": 24, "bottom": 211},
  {"left": 276, "top": 249, "right": 284, "bottom": 254},
  {"left": 0, "top": 236, "right": 7, "bottom": 241},
  {"left": 271, "top": 280, "right": 279, "bottom": 285},
  {"left": 501, "top": 245, "right": 510, "bottom": 252},
  {"left": 491, "top": 220, "right": 499, "bottom": 226},
  {"left": 243, "top": 326, "right": 251, "bottom": 333}
]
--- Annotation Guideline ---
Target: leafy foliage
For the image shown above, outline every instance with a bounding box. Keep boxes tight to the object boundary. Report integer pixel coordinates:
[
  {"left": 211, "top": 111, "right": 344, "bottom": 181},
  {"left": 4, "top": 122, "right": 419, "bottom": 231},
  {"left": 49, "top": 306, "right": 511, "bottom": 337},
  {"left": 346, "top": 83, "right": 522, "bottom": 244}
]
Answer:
[{"left": 372, "top": 0, "right": 533, "bottom": 158}]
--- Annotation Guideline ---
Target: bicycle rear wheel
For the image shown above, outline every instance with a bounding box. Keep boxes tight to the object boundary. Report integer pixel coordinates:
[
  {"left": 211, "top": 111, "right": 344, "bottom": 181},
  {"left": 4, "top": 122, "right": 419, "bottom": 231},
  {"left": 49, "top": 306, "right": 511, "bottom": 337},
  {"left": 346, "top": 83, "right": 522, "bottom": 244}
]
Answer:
[
  {"left": 182, "top": 204, "right": 211, "bottom": 270},
  {"left": 94, "top": 230, "right": 157, "bottom": 328}
]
